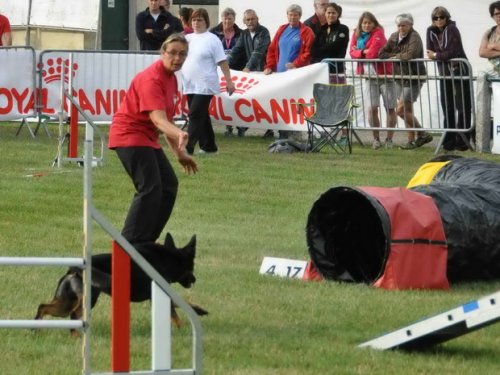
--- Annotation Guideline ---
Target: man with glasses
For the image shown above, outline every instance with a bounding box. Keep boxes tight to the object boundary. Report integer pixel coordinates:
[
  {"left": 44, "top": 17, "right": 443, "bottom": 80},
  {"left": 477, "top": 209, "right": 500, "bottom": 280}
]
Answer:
[
  {"left": 304, "top": 0, "right": 329, "bottom": 35},
  {"left": 228, "top": 9, "right": 272, "bottom": 137},
  {"left": 228, "top": 9, "right": 270, "bottom": 73}
]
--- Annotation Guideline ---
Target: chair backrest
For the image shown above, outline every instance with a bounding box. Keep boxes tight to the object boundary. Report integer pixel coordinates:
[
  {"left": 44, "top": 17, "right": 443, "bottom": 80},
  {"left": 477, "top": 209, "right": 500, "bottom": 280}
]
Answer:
[{"left": 311, "top": 83, "right": 354, "bottom": 126}]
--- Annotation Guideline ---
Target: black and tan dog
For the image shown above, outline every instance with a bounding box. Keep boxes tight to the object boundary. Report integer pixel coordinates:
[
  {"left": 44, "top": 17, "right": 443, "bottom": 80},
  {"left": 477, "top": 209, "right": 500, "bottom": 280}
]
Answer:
[{"left": 35, "top": 233, "right": 207, "bottom": 336}]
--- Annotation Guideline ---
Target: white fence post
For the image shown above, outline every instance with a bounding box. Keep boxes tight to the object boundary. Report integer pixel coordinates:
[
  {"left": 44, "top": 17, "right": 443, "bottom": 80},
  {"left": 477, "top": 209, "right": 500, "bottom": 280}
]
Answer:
[{"left": 152, "top": 282, "right": 172, "bottom": 371}]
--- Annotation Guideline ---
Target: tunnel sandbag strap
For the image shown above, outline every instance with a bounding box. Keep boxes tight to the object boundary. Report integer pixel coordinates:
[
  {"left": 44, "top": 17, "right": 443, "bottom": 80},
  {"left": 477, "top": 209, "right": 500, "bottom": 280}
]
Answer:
[
  {"left": 391, "top": 239, "right": 447, "bottom": 245},
  {"left": 406, "top": 161, "right": 450, "bottom": 188},
  {"left": 360, "top": 187, "right": 449, "bottom": 290}
]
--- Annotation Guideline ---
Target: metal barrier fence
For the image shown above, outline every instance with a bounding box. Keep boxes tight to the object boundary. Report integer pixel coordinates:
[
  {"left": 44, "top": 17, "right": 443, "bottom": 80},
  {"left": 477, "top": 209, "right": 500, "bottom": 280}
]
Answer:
[
  {"left": 0, "top": 46, "right": 39, "bottom": 135},
  {"left": 323, "top": 58, "right": 475, "bottom": 151},
  {"left": 476, "top": 72, "right": 499, "bottom": 152},
  {"left": 0, "top": 48, "right": 480, "bottom": 152}
]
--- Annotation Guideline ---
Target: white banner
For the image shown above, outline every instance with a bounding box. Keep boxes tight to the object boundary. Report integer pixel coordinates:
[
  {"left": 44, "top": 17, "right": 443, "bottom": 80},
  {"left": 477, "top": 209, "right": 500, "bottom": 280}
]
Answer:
[
  {"left": 38, "top": 52, "right": 329, "bottom": 129},
  {"left": 2, "top": 49, "right": 329, "bottom": 129},
  {"left": 0, "top": 47, "right": 36, "bottom": 120},
  {"left": 213, "top": 63, "right": 329, "bottom": 131},
  {"left": 491, "top": 82, "right": 500, "bottom": 154}
]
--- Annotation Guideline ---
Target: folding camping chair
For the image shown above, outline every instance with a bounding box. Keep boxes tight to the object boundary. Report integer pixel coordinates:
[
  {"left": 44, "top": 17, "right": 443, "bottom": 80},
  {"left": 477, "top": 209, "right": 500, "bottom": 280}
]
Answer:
[{"left": 301, "top": 83, "right": 358, "bottom": 155}]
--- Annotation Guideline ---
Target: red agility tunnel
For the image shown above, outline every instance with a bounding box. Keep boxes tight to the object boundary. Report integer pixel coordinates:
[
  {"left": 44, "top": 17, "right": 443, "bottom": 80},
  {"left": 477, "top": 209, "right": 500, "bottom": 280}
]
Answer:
[{"left": 305, "top": 158, "right": 500, "bottom": 289}]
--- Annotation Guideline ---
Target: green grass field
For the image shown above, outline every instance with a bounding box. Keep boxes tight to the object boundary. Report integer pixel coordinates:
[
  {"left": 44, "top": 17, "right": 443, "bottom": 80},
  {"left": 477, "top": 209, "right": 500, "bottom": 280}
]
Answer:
[{"left": 1, "top": 122, "right": 500, "bottom": 375}]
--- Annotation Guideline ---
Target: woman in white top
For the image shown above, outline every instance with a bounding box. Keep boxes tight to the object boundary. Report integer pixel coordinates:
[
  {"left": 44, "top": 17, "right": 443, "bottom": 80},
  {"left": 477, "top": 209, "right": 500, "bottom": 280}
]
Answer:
[{"left": 182, "top": 8, "right": 235, "bottom": 154}]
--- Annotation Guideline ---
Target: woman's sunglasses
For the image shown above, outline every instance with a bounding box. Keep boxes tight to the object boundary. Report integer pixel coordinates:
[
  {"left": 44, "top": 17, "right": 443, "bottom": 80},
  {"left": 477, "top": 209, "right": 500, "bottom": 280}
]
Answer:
[{"left": 432, "top": 15, "right": 446, "bottom": 21}]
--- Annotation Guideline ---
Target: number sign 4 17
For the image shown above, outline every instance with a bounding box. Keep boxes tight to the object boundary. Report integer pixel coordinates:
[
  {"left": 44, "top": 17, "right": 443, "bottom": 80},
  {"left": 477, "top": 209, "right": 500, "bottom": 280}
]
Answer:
[{"left": 259, "top": 257, "right": 307, "bottom": 279}]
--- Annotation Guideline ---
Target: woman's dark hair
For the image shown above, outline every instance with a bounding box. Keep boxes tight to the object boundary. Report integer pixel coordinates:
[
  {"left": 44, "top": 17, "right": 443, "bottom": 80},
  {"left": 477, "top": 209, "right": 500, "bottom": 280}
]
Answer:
[
  {"left": 354, "top": 11, "right": 380, "bottom": 38},
  {"left": 191, "top": 8, "right": 210, "bottom": 28},
  {"left": 327, "top": 3, "right": 342, "bottom": 18},
  {"left": 431, "top": 6, "right": 451, "bottom": 22},
  {"left": 490, "top": 1, "right": 500, "bottom": 16},
  {"left": 179, "top": 7, "right": 193, "bottom": 24}
]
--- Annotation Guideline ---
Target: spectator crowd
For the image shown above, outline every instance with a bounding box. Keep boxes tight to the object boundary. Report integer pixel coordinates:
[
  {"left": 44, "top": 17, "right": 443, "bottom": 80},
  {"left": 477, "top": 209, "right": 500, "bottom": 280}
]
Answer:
[{"left": 2, "top": 1, "right": 499, "bottom": 152}]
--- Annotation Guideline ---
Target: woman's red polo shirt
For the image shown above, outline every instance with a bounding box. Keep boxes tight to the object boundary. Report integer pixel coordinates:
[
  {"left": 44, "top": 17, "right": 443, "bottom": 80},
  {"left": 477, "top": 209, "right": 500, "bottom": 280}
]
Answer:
[{"left": 108, "top": 59, "right": 177, "bottom": 149}]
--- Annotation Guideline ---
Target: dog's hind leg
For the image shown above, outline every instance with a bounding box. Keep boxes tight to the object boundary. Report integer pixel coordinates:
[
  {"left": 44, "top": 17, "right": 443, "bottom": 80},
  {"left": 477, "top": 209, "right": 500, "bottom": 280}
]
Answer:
[
  {"left": 35, "top": 298, "right": 77, "bottom": 320},
  {"left": 35, "top": 301, "right": 59, "bottom": 320},
  {"left": 34, "top": 298, "right": 80, "bottom": 336},
  {"left": 68, "top": 295, "right": 83, "bottom": 337},
  {"left": 171, "top": 304, "right": 182, "bottom": 328}
]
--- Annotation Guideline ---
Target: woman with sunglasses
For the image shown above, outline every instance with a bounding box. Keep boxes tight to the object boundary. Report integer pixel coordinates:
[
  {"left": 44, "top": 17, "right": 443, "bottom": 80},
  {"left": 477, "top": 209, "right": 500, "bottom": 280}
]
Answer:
[{"left": 426, "top": 6, "right": 472, "bottom": 152}]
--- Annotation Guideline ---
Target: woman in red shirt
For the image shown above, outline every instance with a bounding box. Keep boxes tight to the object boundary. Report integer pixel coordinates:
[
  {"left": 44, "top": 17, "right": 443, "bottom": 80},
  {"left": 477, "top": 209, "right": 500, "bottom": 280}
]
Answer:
[{"left": 109, "top": 33, "right": 197, "bottom": 244}]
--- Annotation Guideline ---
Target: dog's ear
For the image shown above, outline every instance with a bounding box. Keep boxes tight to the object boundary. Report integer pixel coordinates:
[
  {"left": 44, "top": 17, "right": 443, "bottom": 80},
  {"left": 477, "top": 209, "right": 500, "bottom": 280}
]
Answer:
[
  {"left": 186, "top": 235, "right": 196, "bottom": 258},
  {"left": 164, "top": 232, "right": 176, "bottom": 249}
]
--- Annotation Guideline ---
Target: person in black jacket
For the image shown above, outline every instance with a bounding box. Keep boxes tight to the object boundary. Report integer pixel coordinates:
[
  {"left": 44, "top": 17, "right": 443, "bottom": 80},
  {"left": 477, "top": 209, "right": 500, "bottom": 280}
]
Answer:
[
  {"left": 426, "top": 6, "right": 472, "bottom": 151},
  {"left": 304, "top": 0, "right": 329, "bottom": 35},
  {"left": 209, "top": 7, "right": 242, "bottom": 55},
  {"left": 136, "top": 0, "right": 183, "bottom": 51},
  {"left": 228, "top": 9, "right": 272, "bottom": 138},
  {"left": 310, "top": 3, "right": 349, "bottom": 81},
  {"left": 228, "top": 9, "right": 270, "bottom": 72}
]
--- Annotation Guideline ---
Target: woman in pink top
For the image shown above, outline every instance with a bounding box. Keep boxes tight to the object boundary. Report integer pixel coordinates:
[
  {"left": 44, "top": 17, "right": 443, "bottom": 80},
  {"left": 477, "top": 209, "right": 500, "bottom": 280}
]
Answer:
[{"left": 350, "top": 12, "right": 397, "bottom": 150}]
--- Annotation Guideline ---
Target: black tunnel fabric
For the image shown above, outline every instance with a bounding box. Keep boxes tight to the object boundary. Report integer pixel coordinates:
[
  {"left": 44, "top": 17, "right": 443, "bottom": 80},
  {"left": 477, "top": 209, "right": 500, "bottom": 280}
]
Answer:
[
  {"left": 414, "top": 157, "right": 500, "bottom": 282},
  {"left": 306, "top": 186, "right": 390, "bottom": 284},
  {"left": 411, "top": 183, "right": 500, "bottom": 282},
  {"left": 431, "top": 157, "right": 500, "bottom": 187},
  {"left": 306, "top": 158, "right": 500, "bottom": 289}
]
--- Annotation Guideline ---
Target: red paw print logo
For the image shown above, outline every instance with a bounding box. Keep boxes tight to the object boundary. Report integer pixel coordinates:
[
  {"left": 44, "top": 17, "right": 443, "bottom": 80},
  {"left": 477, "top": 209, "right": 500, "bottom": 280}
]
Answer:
[
  {"left": 39, "top": 58, "right": 79, "bottom": 84},
  {"left": 220, "top": 75, "right": 260, "bottom": 94}
]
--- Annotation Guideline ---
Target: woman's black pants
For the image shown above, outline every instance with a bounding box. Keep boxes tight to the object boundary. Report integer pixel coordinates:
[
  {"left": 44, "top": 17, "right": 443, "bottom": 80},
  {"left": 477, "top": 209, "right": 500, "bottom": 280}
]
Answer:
[
  {"left": 115, "top": 146, "right": 178, "bottom": 244},
  {"left": 186, "top": 94, "right": 217, "bottom": 154},
  {"left": 440, "top": 77, "right": 472, "bottom": 150}
]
